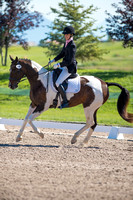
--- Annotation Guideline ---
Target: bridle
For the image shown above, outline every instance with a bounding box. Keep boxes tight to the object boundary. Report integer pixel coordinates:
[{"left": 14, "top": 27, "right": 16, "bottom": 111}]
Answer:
[
  {"left": 9, "top": 61, "right": 53, "bottom": 92},
  {"left": 9, "top": 75, "right": 27, "bottom": 83},
  {"left": 9, "top": 64, "right": 27, "bottom": 83}
]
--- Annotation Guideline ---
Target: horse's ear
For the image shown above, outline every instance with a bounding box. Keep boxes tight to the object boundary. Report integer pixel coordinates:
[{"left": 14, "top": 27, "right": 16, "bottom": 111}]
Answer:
[
  {"left": 15, "top": 56, "right": 18, "bottom": 62},
  {"left": 9, "top": 55, "right": 14, "bottom": 61}
]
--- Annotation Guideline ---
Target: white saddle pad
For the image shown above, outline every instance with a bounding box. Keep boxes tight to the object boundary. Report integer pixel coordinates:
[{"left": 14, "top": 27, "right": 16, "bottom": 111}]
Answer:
[{"left": 51, "top": 74, "right": 81, "bottom": 93}]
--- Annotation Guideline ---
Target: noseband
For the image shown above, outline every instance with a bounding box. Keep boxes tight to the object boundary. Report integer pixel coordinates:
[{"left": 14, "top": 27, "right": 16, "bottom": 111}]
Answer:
[
  {"left": 9, "top": 62, "right": 26, "bottom": 83},
  {"left": 9, "top": 75, "right": 27, "bottom": 83}
]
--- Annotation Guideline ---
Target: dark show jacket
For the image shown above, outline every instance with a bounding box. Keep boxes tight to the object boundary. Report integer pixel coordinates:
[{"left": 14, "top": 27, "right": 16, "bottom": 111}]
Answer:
[{"left": 54, "top": 40, "right": 77, "bottom": 74}]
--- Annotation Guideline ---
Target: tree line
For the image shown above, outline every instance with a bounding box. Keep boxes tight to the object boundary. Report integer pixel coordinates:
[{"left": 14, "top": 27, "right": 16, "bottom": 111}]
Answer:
[{"left": 0, "top": 0, "right": 133, "bottom": 66}]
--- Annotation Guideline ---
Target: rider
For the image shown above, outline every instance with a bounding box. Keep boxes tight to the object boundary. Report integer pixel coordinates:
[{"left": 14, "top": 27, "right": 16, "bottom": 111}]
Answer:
[{"left": 49, "top": 26, "right": 77, "bottom": 108}]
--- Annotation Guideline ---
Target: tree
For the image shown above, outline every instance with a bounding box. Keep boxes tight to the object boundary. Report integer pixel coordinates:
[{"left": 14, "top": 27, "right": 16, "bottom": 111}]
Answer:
[
  {"left": 0, "top": 0, "right": 44, "bottom": 66},
  {"left": 40, "top": 0, "right": 106, "bottom": 62},
  {"left": 106, "top": 0, "right": 133, "bottom": 48}
]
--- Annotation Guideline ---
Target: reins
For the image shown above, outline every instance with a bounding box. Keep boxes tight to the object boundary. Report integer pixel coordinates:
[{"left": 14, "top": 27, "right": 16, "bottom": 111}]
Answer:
[
  {"left": 45, "top": 59, "right": 53, "bottom": 92},
  {"left": 19, "top": 76, "right": 27, "bottom": 82}
]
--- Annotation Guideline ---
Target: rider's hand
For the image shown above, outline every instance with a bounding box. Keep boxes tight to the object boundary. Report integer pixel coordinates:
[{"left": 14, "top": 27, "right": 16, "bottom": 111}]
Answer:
[
  {"left": 53, "top": 63, "right": 60, "bottom": 69},
  {"left": 48, "top": 59, "right": 55, "bottom": 64}
]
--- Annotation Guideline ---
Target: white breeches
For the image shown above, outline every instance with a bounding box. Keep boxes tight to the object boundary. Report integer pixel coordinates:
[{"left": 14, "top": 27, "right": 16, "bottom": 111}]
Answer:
[{"left": 55, "top": 67, "right": 71, "bottom": 87}]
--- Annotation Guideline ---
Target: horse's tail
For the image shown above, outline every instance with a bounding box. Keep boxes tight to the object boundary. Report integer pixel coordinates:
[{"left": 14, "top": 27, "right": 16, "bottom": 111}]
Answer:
[{"left": 106, "top": 82, "right": 133, "bottom": 123}]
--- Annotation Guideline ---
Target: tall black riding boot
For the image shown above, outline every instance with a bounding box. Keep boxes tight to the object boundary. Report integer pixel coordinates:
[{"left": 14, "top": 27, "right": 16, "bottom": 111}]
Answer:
[{"left": 57, "top": 84, "right": 69, "bottom": 108}]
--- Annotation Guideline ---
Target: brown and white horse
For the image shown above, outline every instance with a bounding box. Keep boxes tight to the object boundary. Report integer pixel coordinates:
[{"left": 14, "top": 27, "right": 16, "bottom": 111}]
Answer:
[{"left": 9, "top": 56, "right": 133, "bottom": 144}]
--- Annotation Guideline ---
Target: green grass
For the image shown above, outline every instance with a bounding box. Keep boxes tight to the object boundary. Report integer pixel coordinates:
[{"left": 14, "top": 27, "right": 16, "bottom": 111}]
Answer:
[
  {"left": 0, "top": 42, "right": 133, "bottom": 127},
  {"left": 78, "top": 69, "right": 133, "bottom": 92},
  {"left": 0, "top": 94, "right": 132, "bottom": 127},
  {"left": 78, "top": 41, "right": 133, "bottom": 71}
]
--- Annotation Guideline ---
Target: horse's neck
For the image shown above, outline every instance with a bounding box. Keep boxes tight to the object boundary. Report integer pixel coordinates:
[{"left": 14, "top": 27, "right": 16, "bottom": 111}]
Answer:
[
  {"left": 31, "top": 60, "right": 49, "bottom": 87},
  {"left": 21, "top": 60, "right": 47, "bottom": 83},
  {"left": 31, "top": 60, "right": 47, "bottom": 75}
]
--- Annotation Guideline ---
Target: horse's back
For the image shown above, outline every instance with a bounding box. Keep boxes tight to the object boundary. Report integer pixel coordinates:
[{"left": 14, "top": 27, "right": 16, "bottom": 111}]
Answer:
[
  {"left": 81, "top": 75, "right": 104, "bottom": 91},
  {"left": 80, "top": 75, "right": 107, "bottom": 105}
]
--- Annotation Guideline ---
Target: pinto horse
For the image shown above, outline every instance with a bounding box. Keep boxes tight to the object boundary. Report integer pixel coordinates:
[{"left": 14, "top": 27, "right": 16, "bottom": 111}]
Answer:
[{"left": 9, "top": 56, "right": 133, "bottom": 144}]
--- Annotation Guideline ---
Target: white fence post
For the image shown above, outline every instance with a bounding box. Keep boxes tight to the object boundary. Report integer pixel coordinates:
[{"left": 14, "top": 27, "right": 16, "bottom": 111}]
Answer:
[
  {"left": 108, "top": 126, "right": 124, "bottom": 140},
  {"left": 0, "top": 118, "right": 6, "bottom": 130}
]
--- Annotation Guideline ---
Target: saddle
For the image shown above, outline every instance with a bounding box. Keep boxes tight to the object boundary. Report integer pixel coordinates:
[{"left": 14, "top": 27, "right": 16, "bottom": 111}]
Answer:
[
  {"left": 51, "top": 68, "right": 79, "bottom": 108},
  {"left": 53, "top": 68, "right": 78, "bottom": 91}
]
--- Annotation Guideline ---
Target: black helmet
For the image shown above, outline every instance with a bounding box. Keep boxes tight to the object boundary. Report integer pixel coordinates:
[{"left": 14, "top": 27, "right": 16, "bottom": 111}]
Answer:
[{"left": 62, "top": 26, "right": 75, "bottom": 35}]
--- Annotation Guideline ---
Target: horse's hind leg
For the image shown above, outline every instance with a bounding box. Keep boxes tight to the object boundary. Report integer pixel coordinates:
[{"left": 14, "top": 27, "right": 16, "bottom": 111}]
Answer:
[
  {"left": 83, "top": 110, "right": 97, "bottom": 145},
  {"left": 71, "top": 107, "right": 97, "bottom": 145},
  {"left": 71, "top": 123, "right": 90, "bottom": 144},
  {"left": 16, "top": 105, "right": 36, "bottom": 142}
]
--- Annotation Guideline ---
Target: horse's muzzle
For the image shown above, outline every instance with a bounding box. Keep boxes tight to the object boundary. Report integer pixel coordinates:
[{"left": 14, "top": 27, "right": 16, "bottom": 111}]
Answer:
[{"left": 8, "top": 82, "right": 18, "bottom": 90}]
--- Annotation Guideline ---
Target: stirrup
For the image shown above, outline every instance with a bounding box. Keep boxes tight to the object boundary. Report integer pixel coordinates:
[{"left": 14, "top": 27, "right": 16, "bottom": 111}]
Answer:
[
  {"left": 53, "top": 99, "right": 58, "bottom": 108},
  {"left": 58, "top": 101, "right": 69, "bottom": 109},
  {"left": 52, "top": 92, "right": 59, "bottom": 108}
]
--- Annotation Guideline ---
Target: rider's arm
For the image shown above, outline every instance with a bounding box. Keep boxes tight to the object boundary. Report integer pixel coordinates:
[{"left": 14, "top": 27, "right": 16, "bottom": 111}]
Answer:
[{"left": 54, "top": 45, "right": 65, "bottom": 62}]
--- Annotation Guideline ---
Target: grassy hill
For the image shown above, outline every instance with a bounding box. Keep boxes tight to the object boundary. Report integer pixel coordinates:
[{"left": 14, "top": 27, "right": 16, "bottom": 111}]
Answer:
[{"left": 0, "top": 42, "right": 133, "bottom": 126}]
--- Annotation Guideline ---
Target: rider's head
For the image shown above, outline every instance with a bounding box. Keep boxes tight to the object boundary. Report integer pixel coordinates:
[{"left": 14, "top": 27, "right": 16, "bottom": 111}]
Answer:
[{"left": 63, "top": 26, "right": 75, "bottom": 40}]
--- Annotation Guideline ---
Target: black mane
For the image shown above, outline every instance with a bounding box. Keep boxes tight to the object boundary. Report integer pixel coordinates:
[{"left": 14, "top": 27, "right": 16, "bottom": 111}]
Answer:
[{"left": 19, "top": 58, "right": 31, "bottom": 62}]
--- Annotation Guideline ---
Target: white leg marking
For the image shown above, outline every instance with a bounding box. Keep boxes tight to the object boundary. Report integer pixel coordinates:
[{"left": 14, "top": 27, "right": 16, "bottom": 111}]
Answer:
[
  {"left": 28, "top": 111, "right": 44, "bottom": 139},
  {"left": 71, "top": 105, "right": 96, "bottom": 145},
  {"left": 83, "top": 128, "right": 94, "bottom": 144},
  {"left": 71, "top": 123, "right": 90, "bottom": 144},
  {"left": 16, "top": 106, "right": 36, "bottom": 142}
]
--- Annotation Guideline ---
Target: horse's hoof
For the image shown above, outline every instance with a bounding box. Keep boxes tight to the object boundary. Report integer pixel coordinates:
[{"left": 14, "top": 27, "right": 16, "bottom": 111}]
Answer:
[
  {"left": 71, "top": 137, "right": 77, "bottom": 144},
  {"left": 39, "top": 132, "right": 44, "bottom": 139},
  {"left": 83, "top": 138, "right": 89, "bottom": 144},
  {"left": 16, "top": 135, "right": 22, "bottom": 142},
  {"left": 79, "top": 143, "right": 84, "bottom": 148}
]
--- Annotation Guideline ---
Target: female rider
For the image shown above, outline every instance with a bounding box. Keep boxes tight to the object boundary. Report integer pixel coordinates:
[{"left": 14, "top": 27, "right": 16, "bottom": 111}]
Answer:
[{"left": 49, "top": 26, "right": 77, "bottom": 108}]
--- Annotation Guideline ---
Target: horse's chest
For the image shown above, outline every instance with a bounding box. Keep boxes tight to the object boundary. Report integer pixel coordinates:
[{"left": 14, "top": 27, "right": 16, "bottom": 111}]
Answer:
[{"left": 30, "top": 82, "right": 46, "bottom": 104}]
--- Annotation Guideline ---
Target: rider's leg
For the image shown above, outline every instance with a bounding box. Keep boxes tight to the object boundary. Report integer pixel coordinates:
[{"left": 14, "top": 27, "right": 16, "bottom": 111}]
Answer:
[
  {"left": 56, "top": 67, "right": 71, "bottom": 87},
  {"left": 57, "top": 84, "right": 68, "bottom": 108},
  {"left": 56, "top": 67, "right": 71, "bottom": 108}
]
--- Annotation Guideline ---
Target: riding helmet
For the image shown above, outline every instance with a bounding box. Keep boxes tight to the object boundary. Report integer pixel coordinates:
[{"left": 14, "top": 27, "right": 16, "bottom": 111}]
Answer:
[{"left": 62, "top": 26, "right": 75, "bottom": 35}]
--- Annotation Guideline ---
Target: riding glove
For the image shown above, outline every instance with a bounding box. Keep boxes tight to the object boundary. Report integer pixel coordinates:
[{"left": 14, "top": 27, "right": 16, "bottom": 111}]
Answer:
[{"left": 53, "top": 63, "right": 60, "bottom": 69}]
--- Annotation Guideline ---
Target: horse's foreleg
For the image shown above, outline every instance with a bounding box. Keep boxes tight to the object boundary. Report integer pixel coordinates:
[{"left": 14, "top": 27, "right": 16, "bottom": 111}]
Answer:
[
  {"left": 16, "top": 106, "right": 36, "bottom": 142},
  {"left": 28, "top": 120, "right": 44, "bottom": 139},
  {"left": 28, "top": 110, "right": 45, "bottom": 139}
]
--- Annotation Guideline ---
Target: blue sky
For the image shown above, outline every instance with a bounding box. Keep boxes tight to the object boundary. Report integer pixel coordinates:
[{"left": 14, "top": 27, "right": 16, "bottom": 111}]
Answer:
[{"left": 26, "top": 0, "right": 120, "bottom": 44}]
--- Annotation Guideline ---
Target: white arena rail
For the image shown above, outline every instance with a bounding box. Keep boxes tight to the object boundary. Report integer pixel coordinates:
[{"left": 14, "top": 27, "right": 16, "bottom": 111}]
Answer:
[{"left": 0, "top": 118, "right": 133, "bottom": 140}]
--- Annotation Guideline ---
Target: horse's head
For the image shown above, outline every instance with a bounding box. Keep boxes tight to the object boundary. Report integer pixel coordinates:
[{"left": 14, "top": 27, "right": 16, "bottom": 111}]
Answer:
[{"left": 9, "top": 56, "right": 25, "bottom": 89}]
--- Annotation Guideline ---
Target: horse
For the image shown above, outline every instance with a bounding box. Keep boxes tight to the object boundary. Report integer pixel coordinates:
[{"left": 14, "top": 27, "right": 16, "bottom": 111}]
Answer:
[{"left": 9, "top": 56, "right": 133, "bottom": 144}]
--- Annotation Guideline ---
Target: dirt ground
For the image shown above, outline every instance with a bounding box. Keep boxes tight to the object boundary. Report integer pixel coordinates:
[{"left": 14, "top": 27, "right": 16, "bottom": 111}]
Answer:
[{"left": 0, "top": 125, "right": 133, "bottom": 200}]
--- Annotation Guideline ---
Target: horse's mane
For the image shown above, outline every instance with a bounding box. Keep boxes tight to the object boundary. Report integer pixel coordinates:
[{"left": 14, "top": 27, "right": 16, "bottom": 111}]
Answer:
[
  {"left": 18, "top": 58, "right": 47, "bottom": 74},
  {"left": 19, "top": 58, "right": 31, "bottom": 63},
  {"left": 19, "top": 58, "right": 33, "bottom": 68}
]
